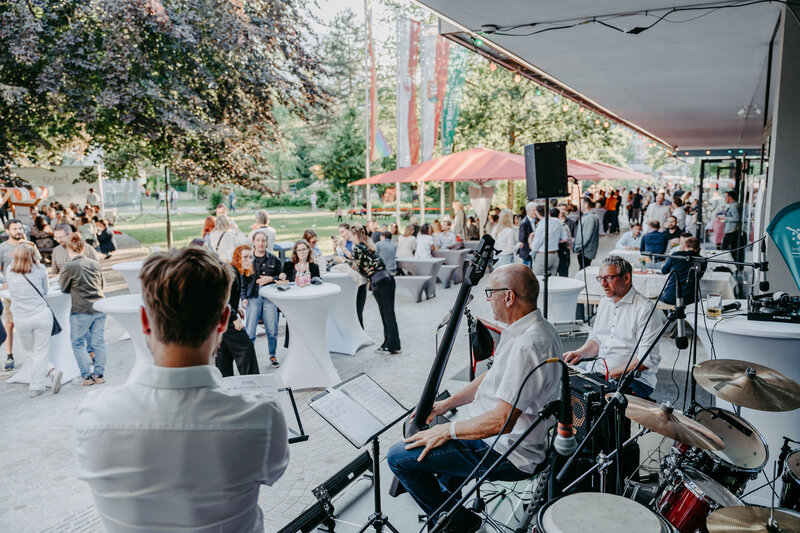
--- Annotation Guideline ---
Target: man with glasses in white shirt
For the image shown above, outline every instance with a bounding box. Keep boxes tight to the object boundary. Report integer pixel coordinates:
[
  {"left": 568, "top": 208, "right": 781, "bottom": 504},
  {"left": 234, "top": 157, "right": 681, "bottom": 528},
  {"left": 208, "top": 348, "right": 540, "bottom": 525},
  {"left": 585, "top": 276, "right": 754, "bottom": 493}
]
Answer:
[
  {"left": 563, "top": 255, "right": 663, "bottom": 398},
  {"left": 73, "top": 246, "right": 289, "bottom": 532}
]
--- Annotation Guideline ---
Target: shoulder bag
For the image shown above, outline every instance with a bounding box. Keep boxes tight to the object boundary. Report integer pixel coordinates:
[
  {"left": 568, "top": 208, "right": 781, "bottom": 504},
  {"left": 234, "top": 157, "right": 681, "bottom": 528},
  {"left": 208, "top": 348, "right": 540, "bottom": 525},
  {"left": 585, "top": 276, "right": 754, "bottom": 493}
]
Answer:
[{"left": 22, "top": 273, "right": 62, "bottom": 336}]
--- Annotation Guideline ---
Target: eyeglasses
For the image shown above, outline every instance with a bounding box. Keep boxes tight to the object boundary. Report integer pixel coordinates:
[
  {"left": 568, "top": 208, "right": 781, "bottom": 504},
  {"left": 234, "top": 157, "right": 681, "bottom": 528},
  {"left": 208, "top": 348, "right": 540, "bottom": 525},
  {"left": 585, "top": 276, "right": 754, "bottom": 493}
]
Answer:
[
  {"left": 485, "top": 287, "right": 511, "bottom": 299},
  {"left": 596, "top": 274, "right": 622, "bottom": 284}
]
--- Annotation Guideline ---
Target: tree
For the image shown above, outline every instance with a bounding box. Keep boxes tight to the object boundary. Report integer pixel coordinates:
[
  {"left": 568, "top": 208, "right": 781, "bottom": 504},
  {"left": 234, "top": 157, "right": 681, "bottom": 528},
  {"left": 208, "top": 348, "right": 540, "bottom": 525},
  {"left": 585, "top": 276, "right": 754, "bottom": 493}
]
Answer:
[
  {"left": 318, "top": 106, "right": 364, "bottom": 198},
  {"left": 0, "top": 0, "right": 327, "bottom": 188}
]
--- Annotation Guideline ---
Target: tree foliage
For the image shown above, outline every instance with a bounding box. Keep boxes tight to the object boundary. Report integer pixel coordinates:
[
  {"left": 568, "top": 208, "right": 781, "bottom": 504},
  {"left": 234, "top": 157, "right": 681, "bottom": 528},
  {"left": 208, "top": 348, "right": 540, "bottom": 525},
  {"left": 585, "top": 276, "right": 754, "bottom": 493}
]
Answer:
[{"left": 0, "top": 0, "right": 327, "bottom": 188}]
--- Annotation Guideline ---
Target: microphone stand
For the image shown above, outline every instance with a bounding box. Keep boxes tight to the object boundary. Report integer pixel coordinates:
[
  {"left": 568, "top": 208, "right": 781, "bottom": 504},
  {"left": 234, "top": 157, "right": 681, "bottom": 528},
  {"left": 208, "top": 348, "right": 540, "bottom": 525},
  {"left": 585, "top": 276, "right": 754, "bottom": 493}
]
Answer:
[
  {"left": 643, "top": 250, "right": 767, "bottom": 409},
  {"left": 556, "top": 306, "right": 684, "bottom": 493},
  {"left": 429, "top": 401, "right": 559, "bottom": 533}
]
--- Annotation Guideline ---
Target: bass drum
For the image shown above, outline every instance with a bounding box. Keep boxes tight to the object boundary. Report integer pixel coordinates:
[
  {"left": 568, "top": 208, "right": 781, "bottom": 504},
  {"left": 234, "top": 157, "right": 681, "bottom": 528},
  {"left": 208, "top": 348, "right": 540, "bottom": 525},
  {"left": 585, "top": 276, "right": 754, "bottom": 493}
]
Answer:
[
  {"left": 780, "top": 450, "right": 800, "bottom": 511},
  {"left": 691, "top": 408, "right": 768, "bottom": 495},
  {"left": 657, "top": 467, "right": 743, "bottom": 533},
  {"left": 537, "top": 492, "right": 674, "bottom": 533}
]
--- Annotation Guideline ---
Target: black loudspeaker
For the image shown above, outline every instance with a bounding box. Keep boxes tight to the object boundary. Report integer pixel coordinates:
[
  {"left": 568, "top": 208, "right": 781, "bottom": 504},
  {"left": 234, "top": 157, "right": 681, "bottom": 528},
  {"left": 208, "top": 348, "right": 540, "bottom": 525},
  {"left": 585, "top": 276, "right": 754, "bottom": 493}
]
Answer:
[{"left": 524, "top": 141, "right": 568, "bottom": 199}]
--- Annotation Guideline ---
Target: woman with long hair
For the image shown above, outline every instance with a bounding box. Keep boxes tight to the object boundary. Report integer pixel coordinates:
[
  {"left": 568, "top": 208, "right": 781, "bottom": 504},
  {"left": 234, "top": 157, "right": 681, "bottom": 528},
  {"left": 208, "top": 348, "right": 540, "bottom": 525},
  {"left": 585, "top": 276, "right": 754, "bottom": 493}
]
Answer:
[
  {"left": 414, "top": 223, "right": 435, "bottom": 259},
  {"left": 281, "top": 239, "right": 320, "bottom": 282},
  {"left": 216, "top": 244, "right": 260, "bottom": 376},
  {"left": 430, "top": 220, "right": 443, "bottom": 249},
  {"left": 4, "top": 242, "right": 60, "bottom": 396},
  {"left": 302, "top": 229, "right": 323, "bottom": 262},
  {"left": 242, "top": 232, "right": 282, "bottom": 367},
  {"left": 492, "top": 209, "right": 517, "bottom": 266},
  {"left": 201, "top": 216, "right": 216, "bottom": 240},
  {"left": 208, "top": 214, "right": 241, "bottom": 262},
  {"left": 346, "top": 226, "right": 401, "bottom": 354},
  {"left": 30, "top": 216, "right": 56, "bottom": 255}
]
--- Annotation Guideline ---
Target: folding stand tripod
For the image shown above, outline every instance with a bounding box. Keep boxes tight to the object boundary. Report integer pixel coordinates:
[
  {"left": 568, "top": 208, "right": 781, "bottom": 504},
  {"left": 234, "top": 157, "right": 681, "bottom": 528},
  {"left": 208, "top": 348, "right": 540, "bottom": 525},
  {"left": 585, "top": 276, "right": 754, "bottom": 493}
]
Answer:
[{"left": 357, "top": 436, "right": 399, "bottom": 533}]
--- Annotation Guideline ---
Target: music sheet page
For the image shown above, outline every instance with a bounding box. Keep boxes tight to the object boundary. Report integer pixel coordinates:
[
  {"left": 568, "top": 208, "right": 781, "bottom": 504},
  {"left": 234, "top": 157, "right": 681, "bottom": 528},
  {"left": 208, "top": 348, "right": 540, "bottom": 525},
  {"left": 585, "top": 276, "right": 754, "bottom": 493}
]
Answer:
[
  {"left": 339, "top": 374, "right": 407, "bottom": 426},
  {"left": 311, "top": 389, "right": 383, "bottom": 447},
  {"left": 223, "top": 374, "right": 278, "bottom": 401}
]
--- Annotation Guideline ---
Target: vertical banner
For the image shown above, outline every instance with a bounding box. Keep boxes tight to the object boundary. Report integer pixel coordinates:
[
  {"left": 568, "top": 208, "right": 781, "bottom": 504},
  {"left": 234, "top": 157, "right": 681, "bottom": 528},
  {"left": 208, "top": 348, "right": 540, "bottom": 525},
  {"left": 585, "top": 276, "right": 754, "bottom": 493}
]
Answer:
[
  {"left": 368, "top": 2, "right": 392, "bottom": 161},
  {"left": 440, "top": 46, "right": 469, "bottom": 156},
  {"left": 396, "top": 17, "right": 421, "bottom": 168},
  {"left": 434, "top": 36, "right": 450, "bottom": 148},
  {"left": 419, "top": 25, "right": 438, "bottom": 162}
]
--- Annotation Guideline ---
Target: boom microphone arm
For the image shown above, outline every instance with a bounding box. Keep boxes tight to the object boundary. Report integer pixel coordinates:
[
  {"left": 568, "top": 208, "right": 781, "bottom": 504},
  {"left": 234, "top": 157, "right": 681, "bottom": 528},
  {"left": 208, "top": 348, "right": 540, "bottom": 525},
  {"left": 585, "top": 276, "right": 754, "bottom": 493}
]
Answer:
[{"left": 406, "top": 235, "right": 496, "bottom": 436}]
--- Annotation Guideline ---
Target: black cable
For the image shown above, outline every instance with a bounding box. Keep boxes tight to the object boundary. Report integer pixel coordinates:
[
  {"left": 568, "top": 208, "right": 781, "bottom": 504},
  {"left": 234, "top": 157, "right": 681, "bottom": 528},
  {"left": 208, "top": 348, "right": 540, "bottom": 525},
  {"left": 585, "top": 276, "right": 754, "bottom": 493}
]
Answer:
[
  {"left": 416, "top": 358, "right": 560, "bottom": 533},
  {"left": 670, "top": 348, "right": 683, "bottom": 406}
]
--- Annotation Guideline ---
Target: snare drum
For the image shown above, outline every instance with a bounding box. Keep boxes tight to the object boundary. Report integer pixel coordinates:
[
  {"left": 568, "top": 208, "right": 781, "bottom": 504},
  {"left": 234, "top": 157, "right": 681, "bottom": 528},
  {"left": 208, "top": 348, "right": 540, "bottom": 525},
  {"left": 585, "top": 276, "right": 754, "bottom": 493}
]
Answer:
[
  {"left": 657, "top": 468, "right": 743, "bottom": 533},
  {"left": 690, "top": 408, "right": 768, "bottom": 495},
  {"left": 780, "top": 450, "right": 800, "bottom": 511},
  {"left": 537, "top": 492, "right": 674, "bottom": 533}
]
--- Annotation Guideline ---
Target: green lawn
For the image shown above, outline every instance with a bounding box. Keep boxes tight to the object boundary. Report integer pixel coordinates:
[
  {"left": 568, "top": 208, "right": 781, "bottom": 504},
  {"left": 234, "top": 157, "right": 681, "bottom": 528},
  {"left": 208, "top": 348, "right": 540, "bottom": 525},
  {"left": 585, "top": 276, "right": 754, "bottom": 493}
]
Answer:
[{"left": 115, "top": 209, "right": 348, "bottom": 254}]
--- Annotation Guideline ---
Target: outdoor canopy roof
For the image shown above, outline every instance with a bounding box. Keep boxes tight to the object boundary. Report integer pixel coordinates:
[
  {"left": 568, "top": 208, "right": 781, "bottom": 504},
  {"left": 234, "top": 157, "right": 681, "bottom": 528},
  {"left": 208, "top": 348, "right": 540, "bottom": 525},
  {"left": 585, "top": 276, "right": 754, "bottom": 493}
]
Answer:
[
  {"left": 415, "top": 0, "right": 781, "bottom": 151},
  {"left": 348, "top": 147, "right": 650, "bottom": 186}
]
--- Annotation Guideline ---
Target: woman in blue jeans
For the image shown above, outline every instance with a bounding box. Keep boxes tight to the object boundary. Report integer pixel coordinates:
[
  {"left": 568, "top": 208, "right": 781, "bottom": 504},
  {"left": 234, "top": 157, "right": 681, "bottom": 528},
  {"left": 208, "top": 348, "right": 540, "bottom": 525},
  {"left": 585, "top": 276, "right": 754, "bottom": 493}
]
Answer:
[{"left": 243, "top": 231, "right": 282, "bottom": 366}]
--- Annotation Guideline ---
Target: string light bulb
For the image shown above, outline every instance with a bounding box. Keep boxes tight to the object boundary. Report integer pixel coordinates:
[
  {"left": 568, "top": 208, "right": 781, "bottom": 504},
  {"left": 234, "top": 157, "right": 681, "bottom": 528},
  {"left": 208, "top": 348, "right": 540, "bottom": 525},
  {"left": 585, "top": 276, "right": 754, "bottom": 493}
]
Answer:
[
  {"left": 561, "top": 104, "right": 569, "bottom": 112},
  {"left": 603, "top": 121, "right": 610, "bottom": 128},
  {"left": 578, "top": 106, "right": 584, "bottom": 113},
  {"left": 514, "top": 73, "right": 522, "bottom": 83},
  {"left": 489, "top": 62, "right": 497, "bottom": 71},
  {"left": 594, "top": 119, "right": 601, "bottom": 125},
  {"left": 535, "top": 87, "right": 543, "bottom": 96},
  {"left": 474, "top": 36, "right": 484, "bottom": 47}
]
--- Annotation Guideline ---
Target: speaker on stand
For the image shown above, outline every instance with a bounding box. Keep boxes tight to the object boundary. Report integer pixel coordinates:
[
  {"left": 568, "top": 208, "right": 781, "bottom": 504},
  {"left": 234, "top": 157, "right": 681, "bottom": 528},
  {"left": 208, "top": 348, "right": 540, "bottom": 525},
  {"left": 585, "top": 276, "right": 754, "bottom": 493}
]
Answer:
[{"left": 523, "top": 141, "right": 568, "bottom": 319}]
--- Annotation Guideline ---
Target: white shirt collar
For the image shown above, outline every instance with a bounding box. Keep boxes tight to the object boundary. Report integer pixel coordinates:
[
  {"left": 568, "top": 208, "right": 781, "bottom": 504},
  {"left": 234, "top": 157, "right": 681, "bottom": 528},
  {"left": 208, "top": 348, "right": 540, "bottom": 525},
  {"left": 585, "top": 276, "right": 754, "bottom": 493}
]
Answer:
[
  {"left": 128, "top": 364, "right": 223, "bottom": 389},
  {"left": 503, "top": 309, "right": 543, "bottom": 337},
  {"left": 612, "top": 285, "right": 637, "bottom": 306}
]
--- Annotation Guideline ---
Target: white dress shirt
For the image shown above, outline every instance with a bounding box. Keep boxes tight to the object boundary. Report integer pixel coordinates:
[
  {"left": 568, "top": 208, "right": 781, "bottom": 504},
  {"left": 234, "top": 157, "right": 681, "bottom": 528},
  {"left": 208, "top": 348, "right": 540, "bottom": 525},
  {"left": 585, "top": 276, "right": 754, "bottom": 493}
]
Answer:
[
  {"left": 470, "top": 310, "right": 561, "bottom": 473},
  {"left": 73, "top": 364, "right": 289, "bottom": 532},
  {"left": 672, "top": 206, "right": 686, "bottom": 230},
  {"left": 644, "top": 204, "right": 670, "bottom": 231},
  {"left": 581, "top": 286, "right": 663, "bottom": 389},
  {"left": 615, "top": 231, "right": 642, "bottom": 250},
  {"left": 439, "top": 230, "right": 457, "bottom": 248},
  {"left": 529, "top": 217, "right": 567, "bottom": 253}
]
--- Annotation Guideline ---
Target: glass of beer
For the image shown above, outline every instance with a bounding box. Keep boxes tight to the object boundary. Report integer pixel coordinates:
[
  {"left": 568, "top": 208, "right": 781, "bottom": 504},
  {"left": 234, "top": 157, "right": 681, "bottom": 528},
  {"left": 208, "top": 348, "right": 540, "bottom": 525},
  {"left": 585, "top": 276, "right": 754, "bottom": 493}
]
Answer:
[{"left": 706, "top": 293, "right": 722, "bottom": 319}]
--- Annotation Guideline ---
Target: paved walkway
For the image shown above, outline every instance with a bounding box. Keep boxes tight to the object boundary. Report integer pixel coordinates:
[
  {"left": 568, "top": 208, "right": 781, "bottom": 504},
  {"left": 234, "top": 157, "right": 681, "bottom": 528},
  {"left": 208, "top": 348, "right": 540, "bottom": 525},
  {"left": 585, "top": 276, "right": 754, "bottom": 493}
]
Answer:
[{"left": 0, "top": 231, "right": 705, "bottom": 532}]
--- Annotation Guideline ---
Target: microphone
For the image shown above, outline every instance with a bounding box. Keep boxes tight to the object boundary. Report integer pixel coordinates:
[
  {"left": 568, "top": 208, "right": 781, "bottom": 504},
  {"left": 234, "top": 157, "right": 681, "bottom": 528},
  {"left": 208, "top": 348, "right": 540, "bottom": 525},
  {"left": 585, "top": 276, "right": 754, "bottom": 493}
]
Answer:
[
  {"left": 720, "top": 301, "right": 742, "bottom": 313},
  {"left": 437, "top": 294, "right": 474, "bottom": 330},
  {"left": 674, "top": 280, "right": 688, "bottom": 350},
  {"left": 759, "top": 241, "right": 769, "bottom": 292},
  {"left": 554, "top": 362, "right": 577, "bottom": 456}
]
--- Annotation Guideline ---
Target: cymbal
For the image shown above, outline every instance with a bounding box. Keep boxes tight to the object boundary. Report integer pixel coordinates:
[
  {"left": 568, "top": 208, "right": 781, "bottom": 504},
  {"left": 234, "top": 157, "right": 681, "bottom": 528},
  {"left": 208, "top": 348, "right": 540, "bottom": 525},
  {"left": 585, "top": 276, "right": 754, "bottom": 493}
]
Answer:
[
  {"left": 707, "top": 506, "right": 800, "bottom": 533},
  {"left": 693, "top": 359, "right": 800, "bottom": 412},
  {"left": 606, "top": 394, "right": 724, "bottom": 451}
]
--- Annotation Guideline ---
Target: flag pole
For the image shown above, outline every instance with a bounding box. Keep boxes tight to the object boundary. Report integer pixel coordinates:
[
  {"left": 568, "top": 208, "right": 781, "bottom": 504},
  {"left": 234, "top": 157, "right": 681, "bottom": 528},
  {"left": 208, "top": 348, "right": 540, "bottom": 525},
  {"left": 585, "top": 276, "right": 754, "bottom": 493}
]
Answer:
[{"left": 364, "top": 0, "right": 372, "bottom": 223}]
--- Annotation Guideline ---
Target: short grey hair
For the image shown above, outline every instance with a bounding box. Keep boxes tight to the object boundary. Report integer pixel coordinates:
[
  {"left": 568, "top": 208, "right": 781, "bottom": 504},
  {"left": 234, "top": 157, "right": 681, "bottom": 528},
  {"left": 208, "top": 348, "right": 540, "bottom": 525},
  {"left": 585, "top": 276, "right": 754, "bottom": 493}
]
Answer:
[
  {"left": 53, "top": 224, "right": 72, "bottom": 234},
  {"left": 601, "top": 255, "right": 633, "bottom": 277},
  {"left": 526, "top": 201, "right": 536, "bottom": 212}
]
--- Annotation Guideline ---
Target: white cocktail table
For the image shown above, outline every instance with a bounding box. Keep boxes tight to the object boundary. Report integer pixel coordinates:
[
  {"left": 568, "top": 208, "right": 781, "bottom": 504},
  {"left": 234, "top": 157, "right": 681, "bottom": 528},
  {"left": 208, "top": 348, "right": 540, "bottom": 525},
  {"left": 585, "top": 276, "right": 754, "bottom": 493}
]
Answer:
[
  {"left": 111, "top": 261, "right": 144, "bottom": 293},
  {"left": 4, "top": 285, "right": 80, "bottom": 384},
  {"left": 93, "top": 294, "right": 152, "bottom": 377},
  {"left": 321, "top": 272, "right": 373, "bottom": 355},
  {"left": 537, "top": 277, "right": 584, "bottom": 323},
  {"left": 260, "top": 283, "right": 342, "bottom": 389}
]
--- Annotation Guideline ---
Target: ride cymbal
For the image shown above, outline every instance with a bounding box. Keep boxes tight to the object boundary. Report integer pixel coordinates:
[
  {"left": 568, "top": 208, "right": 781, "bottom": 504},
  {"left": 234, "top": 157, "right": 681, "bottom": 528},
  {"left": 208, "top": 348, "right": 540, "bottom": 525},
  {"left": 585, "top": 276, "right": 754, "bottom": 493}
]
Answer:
[
  {"left": 606, "top": 395, "right": 724, "bottom": 451},
  {"left": 707, "top": 506, "right": 800, "bottom": 533},
  {"left": 693, "top": 359, "right": 800, "bottom": 412}
]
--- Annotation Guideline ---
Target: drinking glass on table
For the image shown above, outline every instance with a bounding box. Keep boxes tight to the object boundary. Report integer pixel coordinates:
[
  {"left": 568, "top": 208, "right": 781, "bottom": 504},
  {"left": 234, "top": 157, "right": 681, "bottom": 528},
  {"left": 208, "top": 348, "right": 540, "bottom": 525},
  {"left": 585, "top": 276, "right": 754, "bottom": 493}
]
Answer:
[{"left": 706, "top": 293, "right": 722, "bottom": 319}]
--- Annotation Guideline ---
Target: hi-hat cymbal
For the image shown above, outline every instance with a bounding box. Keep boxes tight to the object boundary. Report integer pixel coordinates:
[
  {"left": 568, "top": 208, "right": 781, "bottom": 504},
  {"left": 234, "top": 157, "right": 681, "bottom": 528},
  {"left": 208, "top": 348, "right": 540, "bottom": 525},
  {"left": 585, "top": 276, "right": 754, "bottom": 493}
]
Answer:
[
  {"left": 693, "top": 359, "right": 800, "bottom": 412},
  {"left": 707, "top": 506, "right": 800, "bottom": 533},
  {"left": 606, "top": 394, "right": 724, "bottom": 451}
]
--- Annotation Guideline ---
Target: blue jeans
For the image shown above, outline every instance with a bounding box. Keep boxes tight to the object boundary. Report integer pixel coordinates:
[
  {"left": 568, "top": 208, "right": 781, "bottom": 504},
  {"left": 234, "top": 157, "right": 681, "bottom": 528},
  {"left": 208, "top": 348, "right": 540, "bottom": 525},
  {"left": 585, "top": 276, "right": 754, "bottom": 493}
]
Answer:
[
  {"left": 245, "top": 296, "right": 279, "bottom": 356},
  {"left": 70, "top": 313, "right": 107, "bottom": 378},
  {"left": 387, "top": 438, "right": 529, "bottom": 518}
]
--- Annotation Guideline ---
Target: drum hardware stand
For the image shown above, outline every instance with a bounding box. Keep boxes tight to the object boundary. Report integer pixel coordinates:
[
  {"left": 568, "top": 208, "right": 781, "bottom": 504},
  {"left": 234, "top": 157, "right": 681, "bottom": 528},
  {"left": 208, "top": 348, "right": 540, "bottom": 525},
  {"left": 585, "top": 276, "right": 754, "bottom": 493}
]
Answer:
[
  {"left": 428, "top": 400, "right": 557, "bottom": 533},
  {"left": 563, "top": 428, "right": 648, "bottom": 494},
  {"left": 649, "top": 438, "right": 687, "bottom": 506},
  {"left": 644, "top": 249, "right": 768, "bottom": 411},
  {"left": 557, "top": 303, "right": 685, "bottom": 495},
  {"left": 777, "top": 437, "right": 800, "bottom": 478}
]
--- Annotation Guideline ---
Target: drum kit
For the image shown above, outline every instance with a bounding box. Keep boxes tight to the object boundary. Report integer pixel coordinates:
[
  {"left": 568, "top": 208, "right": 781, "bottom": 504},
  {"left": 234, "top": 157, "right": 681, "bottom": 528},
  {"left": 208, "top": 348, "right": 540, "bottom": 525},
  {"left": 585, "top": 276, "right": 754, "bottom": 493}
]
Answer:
[{"left": 536, "top": 359, "right": 800, "bottom": 532}]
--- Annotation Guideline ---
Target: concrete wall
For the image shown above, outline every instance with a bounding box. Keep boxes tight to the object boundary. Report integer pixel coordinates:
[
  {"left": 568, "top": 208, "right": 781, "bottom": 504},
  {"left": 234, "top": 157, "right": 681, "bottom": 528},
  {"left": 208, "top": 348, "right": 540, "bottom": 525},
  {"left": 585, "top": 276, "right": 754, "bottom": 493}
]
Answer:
[{"left": 764, "top": 7, "right": 800, "bottom": 291}]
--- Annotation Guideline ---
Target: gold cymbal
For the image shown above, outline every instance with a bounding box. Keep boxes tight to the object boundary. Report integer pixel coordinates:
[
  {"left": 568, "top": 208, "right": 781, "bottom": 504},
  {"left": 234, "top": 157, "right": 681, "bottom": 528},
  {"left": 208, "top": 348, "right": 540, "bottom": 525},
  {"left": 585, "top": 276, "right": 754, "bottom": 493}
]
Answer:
[
  {"left": 707, "top": 506, "right": 800, "bottom": 533},
  {"left": 693, "top": 359, "right": 800, "bottom": 412},
  {"left": 606, "top": 394, "right": 724, "bottom": 450}
]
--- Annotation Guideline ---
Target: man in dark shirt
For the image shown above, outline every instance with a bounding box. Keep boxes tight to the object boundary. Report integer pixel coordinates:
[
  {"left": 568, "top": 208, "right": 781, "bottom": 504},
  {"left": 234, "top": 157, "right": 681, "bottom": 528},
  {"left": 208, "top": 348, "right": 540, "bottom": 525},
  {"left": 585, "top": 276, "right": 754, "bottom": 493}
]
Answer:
[
  {"left": 661, "top": 237, "right": 704, "bottom": 305},
  {"left": 664, "top": 215, "right": 682, "bottom": 243},
  {"left": 640, "top": 221, "right": 670, "bottom": 255},
  {"left": 631, "top": 190, "right": 643, "bottom": 224}
]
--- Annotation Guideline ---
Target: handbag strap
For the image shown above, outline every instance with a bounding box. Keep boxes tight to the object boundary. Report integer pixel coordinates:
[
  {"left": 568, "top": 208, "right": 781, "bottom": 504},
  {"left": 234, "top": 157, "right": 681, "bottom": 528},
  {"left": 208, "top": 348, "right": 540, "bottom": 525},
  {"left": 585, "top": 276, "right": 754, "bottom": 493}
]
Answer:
[{"left": 22, "top": 273, "right": 57, "bottom": 316}]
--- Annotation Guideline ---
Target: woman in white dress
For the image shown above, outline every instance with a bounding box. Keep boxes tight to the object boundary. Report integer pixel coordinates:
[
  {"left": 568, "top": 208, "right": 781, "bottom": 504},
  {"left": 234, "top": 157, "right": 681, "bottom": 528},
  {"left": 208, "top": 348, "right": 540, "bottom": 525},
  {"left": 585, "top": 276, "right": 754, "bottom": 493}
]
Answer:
[
  {"left": 208, "top": 214, "right": 244, "bottom": 263},
  {"left": 414, "top": 223, "right": 435, "bottom": 259},
  {"left": 396, "top": 225, "right": 416, "bottom": 258},
  {"left": 491, "top": 209, "right": 517, "bottom": 266}
]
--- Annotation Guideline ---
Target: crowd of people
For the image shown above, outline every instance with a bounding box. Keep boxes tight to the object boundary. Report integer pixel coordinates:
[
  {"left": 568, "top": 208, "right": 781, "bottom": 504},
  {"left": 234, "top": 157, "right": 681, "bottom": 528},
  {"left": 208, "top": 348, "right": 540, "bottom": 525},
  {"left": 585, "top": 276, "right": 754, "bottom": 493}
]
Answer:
[{"left": 1, "top": 189, "right": 113, "bottom": 397}]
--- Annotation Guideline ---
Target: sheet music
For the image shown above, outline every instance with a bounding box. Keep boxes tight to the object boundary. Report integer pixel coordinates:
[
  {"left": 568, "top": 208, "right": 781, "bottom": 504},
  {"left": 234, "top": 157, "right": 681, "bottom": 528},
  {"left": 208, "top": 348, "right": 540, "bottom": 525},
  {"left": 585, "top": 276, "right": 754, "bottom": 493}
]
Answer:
[
  {"left": 339, "top": 374, "right": 407, "bottom": 426},
  {"left": 311, "top": 389, "right": 383, "bottom": 447},
  {"left": 222, "top": 374, "right": 278, "bottom": 401}
]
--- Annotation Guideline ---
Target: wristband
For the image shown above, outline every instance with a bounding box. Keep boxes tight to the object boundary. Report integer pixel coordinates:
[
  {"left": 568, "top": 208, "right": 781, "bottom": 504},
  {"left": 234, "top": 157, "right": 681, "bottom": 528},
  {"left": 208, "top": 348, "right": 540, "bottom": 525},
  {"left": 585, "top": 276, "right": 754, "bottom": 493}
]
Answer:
[{"left": 449, "top": 421, "right": 458, "bottom": 440}]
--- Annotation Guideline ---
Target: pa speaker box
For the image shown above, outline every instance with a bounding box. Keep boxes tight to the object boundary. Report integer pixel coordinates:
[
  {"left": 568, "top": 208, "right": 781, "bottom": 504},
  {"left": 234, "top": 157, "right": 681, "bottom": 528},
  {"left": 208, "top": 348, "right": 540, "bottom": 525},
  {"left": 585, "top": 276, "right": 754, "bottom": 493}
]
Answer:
[{"left": 524, "top": 141, "right": 568, "bottom": 199}]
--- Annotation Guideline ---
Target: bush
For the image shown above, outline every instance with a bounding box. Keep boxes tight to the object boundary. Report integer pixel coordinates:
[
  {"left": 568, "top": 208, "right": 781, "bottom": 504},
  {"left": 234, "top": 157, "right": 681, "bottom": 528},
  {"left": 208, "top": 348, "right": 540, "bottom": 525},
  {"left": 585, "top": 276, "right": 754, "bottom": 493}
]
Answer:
[{"left": 208, "top": 190, "right": 225, "bottom": 212}]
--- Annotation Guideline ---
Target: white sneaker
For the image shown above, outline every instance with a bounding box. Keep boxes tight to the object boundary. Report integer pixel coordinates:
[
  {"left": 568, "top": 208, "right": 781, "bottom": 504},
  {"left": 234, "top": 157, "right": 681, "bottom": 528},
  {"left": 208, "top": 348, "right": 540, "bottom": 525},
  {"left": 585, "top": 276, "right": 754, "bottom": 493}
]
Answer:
[{"left": 49, "top": 370, "right": 63, "bottom": 394}]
